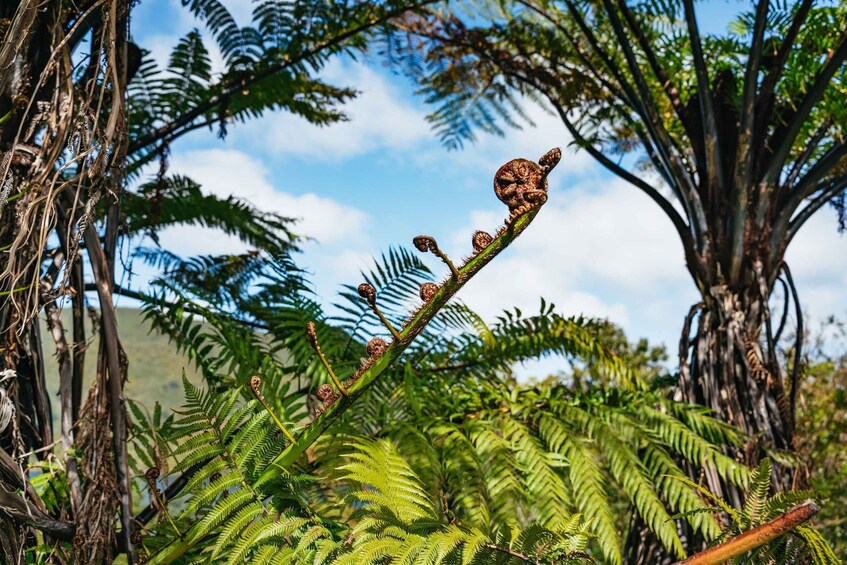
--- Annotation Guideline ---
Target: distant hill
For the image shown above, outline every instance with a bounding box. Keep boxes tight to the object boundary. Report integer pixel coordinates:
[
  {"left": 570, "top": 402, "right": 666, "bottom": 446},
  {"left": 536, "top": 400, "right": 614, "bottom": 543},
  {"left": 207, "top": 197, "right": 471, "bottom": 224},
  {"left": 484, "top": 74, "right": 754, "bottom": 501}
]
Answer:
[{"left": 40, "top": 308, "right": 203, "bottom": 423}]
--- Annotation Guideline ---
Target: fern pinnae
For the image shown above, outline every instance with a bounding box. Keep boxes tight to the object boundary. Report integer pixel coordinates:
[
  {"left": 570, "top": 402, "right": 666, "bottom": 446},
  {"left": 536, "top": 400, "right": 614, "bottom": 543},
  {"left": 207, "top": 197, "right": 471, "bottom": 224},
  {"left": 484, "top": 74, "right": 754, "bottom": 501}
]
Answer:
[
  {"left": 666, "top": 474, "right": 742, "bottom": 524},
  {"left": 743, "top": 457, "right": 773, "bottom": 527},
  {"left": 180, "top": 470, "right": 241, "bottom": 517},
  {"left": 642, "top": 444, "right": 722, "bottom": 540},
  {"left": 210, "top": 501, "right": 265, "bottom": 557},
  {"left": 793, "top": 524, "right": 840, "bottom": 565},
  {"left": 562, "top": 435, "right": 619, "bottom": 564},
  {"left": 505, "top": 417, "right": 573, "bottom": 527}
]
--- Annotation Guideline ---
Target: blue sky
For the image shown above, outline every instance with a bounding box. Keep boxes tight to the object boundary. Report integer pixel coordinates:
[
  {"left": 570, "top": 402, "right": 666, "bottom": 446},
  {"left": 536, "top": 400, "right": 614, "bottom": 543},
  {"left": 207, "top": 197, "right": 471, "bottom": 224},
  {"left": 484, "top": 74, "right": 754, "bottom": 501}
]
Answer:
[{"left": 126, "top": 0, "right": 847, "bottom": 374}]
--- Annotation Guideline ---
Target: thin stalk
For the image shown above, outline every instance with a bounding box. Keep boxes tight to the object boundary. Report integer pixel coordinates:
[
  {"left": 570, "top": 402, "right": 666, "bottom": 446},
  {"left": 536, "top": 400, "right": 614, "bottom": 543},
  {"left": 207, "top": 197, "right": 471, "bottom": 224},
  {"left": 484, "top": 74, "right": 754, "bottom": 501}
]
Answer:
[
  {"left": 144, "top": 469, "right": 183, "bottom": 539},
  {"left": 249, "top": 377, "right": 298, "bottom": 444},
  {"left": 306, "top": 322, "right": 348, "bottom": 396},
  {"left": 413, "top": 236, "right": 460, "bottom": 281},
  {"left": 358, "top": 283, "right": 403, "bottom": 341}
]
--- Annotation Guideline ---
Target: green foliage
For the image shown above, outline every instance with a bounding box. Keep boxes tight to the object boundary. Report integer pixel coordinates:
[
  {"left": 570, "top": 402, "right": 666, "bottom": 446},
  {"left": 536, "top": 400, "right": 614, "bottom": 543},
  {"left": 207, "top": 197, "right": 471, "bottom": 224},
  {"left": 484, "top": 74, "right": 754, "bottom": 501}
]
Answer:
[
  {"left": 329, "top": 439, "right": 592, "bottom": 564},
  {"left": 134, "top": 248, "right": 764, "bottom": 564},
  {"left": 127, "top": 0, "right": 432, "bottom": 173},
  {"left": 141, "top": 375, "right": 326, "bottom": 563},
  {"left": 795, "top": 318, "right": 847, "bottom": 557},
  {"left": 125, "top": 174, "right": 297, "bottom": 250},
  {"left": 673, "top": 458, "right": 839, "bottom": 565}
]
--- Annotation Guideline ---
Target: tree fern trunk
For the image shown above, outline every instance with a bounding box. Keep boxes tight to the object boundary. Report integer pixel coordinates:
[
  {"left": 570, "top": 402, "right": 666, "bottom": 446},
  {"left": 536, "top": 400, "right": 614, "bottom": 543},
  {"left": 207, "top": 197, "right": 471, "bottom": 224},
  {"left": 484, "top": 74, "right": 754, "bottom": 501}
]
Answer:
[{"left": 628, "top": 260, "right": 803, "bottom": 562}]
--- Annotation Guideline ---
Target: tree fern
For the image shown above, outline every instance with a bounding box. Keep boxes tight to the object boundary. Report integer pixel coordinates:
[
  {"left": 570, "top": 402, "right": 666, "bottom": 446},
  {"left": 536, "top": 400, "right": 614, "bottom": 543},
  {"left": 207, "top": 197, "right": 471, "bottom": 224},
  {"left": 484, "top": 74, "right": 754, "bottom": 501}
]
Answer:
[
  {"left": 140, "top": 376, "right": 324, "bottom": 562},
  {"left": 133, "top": 244, "right": 757, "bottom": 564},
  {"left": 670, "top": 458, "right": 839, "bottom": 565},
  {"left": 331, "top": 439, "right": 592, "bottom": 564}
]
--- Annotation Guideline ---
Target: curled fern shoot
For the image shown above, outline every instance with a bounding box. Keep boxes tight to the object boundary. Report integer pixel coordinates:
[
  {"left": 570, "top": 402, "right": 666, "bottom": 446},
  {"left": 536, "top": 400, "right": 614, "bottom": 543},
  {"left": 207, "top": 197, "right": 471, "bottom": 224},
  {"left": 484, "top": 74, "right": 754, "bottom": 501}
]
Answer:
[
  {"left": 358, "top": 282, "right": 403, "bottom": 341},
  {"left": 145, "top": 467, "right": 183, "bottom": 539},
  {"left": 413, "top": 235, "right": 460, "bottom": 281},
  {"left": 306, "top": 321, "right": 349, "bottom": 397},
  {"left": 249, "top": 376, "right": 297, "bottom": 444}
]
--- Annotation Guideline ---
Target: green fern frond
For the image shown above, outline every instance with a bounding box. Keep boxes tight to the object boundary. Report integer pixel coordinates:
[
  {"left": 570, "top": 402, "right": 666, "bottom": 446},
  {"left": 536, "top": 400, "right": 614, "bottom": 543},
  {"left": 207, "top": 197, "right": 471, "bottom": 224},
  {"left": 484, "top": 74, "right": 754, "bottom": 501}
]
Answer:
[
  {"left": 333, "top": 438, "right": 590, "bottom": 564},
  {"left": 743, "top": 458, "right": 773, "bottom": 527}
]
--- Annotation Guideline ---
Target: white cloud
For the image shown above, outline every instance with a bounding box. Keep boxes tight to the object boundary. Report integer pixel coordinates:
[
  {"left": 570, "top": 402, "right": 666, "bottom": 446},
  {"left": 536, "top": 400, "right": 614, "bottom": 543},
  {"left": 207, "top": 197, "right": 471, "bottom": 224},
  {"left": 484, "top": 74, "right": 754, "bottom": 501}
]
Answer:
[
  {"left": 240, "top": 61, "right": 431, "bottom": 160},
  {"left": 784, "top": 207, "right": 847, "bottom": 324},
  {"left": 230, "top": 59, "right": 593, "bottom": 177},
  {"left": 143, "top": 148, "right": 373, "bottom": 309},
  {"left": 445, "top": 180, "right": 847, "bottom": 356},
  {"left": 167, "top": 148, "right": 369, "bottom": 250},
  {"left": 445, "top": 177, "right": 699, "bottom": 348},
  {"left": 416, "top": 100, "right": 595, "bottom": 179}
]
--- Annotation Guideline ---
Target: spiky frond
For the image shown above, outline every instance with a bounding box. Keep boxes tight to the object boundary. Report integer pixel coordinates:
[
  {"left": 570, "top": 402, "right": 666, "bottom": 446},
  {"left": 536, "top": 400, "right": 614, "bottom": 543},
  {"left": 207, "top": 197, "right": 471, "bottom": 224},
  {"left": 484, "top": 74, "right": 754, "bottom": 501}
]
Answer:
[
  {"left": 140, "top": 376, "right": 326, "bottom": 562},
  {"left": 125, "top": 174, "right": 297, "bottom": 251},
  {"left": 673, "top": 458, "right": 839, "bottom": 565},
  {"left": 331, "top": 439, "right": 591, "bottom": 564}
]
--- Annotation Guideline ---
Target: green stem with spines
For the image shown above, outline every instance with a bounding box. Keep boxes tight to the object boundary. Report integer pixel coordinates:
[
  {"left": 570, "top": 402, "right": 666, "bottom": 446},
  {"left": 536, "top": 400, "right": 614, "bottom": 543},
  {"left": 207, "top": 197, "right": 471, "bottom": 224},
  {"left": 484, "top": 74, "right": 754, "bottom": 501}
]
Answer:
[{"left": 146, "top": 209, "right": 541, "bottom": 564}]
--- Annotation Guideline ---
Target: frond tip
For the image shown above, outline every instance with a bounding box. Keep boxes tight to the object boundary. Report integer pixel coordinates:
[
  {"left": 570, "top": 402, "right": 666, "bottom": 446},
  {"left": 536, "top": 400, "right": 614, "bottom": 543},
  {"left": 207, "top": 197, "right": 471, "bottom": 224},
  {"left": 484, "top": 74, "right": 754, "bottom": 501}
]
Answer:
[
  {"left": 412, "top": 235, "right": 460, "bottom": 281},
  {"left": 419, "top": 282, "right": 439, "bottom": 302},
  {"left": 471, "top": 230, "right": 493, "bottom": 253},
  {"left": 366, "top": 337, "right": 387, "bottom": 358},
  {"left": 357, "top": 283, "right": 402, "bottom": 341},
  {"left": 305, "top": 322, "right": 348, "bottom": 397},
  {"left": 249, "top": 376, "right": 297, "bottom": 444}
]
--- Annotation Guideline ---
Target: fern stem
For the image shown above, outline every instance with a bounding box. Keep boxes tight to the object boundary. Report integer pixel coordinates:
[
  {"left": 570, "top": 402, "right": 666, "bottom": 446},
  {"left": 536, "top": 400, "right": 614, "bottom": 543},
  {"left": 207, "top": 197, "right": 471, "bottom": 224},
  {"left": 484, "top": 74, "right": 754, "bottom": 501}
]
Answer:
[
  {"left": 413, "top": 235, "right": 460, "bottom": 281},
  {"left": 482, "top": 543, "right": 541, "bottom": 565},
  {"left": 144, "top": 468, "right": 183, "bottom": 539},
  {"left": 358, "top": 283, "right": 403, "bottom": 341},
  {"left": 306, "top": 322, "right": 348, "bottom": 397},
  {"left": 676, "top": 500, "right": 818, "bottom": 565},
  {"left": 249, "top": 377, "right": 297, "bottom": 444},
  {"left": 146, "top": 151, "right": 556, "bottom": 565},
  {"left": 258, "top": 210, "right": 542, "bottom": 481}
]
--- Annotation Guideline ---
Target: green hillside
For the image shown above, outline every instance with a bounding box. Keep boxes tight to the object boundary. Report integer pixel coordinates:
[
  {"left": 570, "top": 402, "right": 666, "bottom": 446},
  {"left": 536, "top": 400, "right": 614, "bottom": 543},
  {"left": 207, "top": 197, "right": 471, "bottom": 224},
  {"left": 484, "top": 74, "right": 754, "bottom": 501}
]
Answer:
[{"left": 40, "top": 308, "right": 202, "bottom": 422}]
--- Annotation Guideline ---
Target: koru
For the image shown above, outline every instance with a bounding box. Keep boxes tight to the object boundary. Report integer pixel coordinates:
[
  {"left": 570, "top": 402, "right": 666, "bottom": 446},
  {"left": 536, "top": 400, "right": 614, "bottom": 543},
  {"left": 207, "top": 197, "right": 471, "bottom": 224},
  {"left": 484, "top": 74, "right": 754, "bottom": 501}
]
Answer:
[{"left": 494, "top": 147, "right": 561, "bottom": 222}]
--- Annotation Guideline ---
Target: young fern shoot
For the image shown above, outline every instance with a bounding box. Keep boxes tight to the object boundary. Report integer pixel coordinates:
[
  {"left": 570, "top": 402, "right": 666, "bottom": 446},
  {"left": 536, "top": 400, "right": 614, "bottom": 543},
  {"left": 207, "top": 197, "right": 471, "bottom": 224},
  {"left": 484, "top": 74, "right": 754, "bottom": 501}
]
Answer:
[{"left": 146, "top": 148, "right": 561, "bottom": 564}]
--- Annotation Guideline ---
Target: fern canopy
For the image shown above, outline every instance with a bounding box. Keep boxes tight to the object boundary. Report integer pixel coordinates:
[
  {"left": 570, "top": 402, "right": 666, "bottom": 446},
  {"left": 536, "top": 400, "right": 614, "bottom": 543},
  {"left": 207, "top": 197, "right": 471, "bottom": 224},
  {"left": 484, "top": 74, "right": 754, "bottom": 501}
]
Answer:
[{"left": 132, "top": 248, "right": 793, "bottom": 564}]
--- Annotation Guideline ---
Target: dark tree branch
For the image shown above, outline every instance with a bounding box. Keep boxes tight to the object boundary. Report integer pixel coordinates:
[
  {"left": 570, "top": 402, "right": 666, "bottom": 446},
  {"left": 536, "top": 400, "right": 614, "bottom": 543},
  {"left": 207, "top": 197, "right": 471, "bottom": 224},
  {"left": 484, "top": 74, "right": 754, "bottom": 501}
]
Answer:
[
  {"left": 516, "top": 0, "right": 634, "bottom": 107},
  {"left": 128, "top": 1, "right": 437, "bottom": 154},
  {"left": 790, "top": 142, "right": 847, "bottom": 203},
  {"left": 780, "top": 262, "right": 802, "bottom": 432},
  {"left": 784, "top": 176, "right": 847, "bottom": 244},
  {"left": 549, "top": 99, "right": 692, "bottom": 248},
  {"left": 521, "top": 0, "right": 678, "bottom": 197},
  {"left": 772, "top": 277, "right": 790, "bottom": 345},
  {"left": 598, "top": 0, "right": 707, "bottom": 251},
  {"left": 557, "top": 0, "right": 678, "bottom": 192},
  {"left": 0, "top": 484, "right": 74, "bottom": 541},
  {"left": 615, "top": 0, "right": 683, "bottom": 116},
  {"left": 682, "top": 0, "right": 724, "bottom": 199},
  {"left": 784, "top": 118, "right": 834, "bottom": 188},
  {"left": 761, "top": 30, "right": 847, "bottom": 186},
  {"left": 730, "top": 0, "right": 769, "bottom": 284},
  {"left": 0, "top": 448, "right": 44, "bottom": 511},
  {"left": 83, "top": 224, "right": 135, "bottom": 562},
  {"left": 41, "top": 291, "right": 83, "bottom": 513},
  {"left": 755, "top": 0, "right": 813, "bottom": 135}
]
